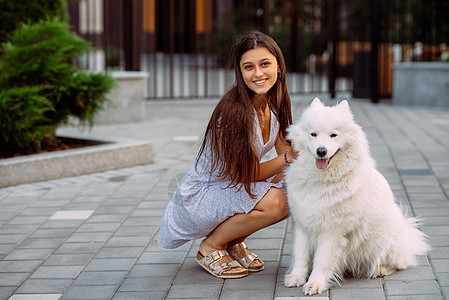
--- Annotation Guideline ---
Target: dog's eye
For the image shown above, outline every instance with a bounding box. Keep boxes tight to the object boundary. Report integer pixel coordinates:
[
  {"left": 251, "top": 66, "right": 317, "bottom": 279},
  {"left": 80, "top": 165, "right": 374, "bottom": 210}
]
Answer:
[
  {"left": 310, "top": 133, "right": 317, "bottom": 137},
  {"left": 330, "top": 133, "right": 338, "bottom": 138}
]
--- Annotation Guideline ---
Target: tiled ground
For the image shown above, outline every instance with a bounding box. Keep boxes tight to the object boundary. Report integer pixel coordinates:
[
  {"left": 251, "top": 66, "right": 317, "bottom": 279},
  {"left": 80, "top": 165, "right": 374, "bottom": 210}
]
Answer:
[{"left": 1, "top": 95, "right": 448, "bottom": 299}]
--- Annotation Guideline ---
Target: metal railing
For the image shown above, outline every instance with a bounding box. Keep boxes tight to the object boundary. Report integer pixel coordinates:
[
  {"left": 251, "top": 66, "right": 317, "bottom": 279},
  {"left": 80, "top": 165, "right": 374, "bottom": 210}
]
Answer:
[{"left": 68, "top": 0, "right": 449, "bottom": 100}]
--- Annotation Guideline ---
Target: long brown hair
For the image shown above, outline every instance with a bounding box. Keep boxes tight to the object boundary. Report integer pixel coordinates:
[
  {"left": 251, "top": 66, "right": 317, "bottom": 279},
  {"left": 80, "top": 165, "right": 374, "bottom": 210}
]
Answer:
[{"left": 197, "top": 31, "right": 292, "bottom": 197}]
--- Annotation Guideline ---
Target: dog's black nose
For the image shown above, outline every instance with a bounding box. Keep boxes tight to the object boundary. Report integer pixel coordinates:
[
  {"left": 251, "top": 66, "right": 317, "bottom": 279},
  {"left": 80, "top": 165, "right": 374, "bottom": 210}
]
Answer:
[{"left": 317, "top": 147, "right": 327, "bottom": 157}]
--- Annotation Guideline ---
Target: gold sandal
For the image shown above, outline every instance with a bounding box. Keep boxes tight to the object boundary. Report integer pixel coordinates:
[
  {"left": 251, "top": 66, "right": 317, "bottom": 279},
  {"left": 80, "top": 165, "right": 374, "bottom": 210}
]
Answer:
[
  {"left": 196, "top": 249, "right": 248, "bottom": 279},
  {"left": 227, "top": 242, "right": 264, "bottom": 272}
]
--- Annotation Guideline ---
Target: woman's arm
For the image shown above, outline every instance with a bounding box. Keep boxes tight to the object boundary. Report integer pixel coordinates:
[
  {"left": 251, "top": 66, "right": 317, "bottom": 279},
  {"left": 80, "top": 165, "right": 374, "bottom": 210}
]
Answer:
[{"left": 254, "top": 135, "right": 296, "bottom": 182}]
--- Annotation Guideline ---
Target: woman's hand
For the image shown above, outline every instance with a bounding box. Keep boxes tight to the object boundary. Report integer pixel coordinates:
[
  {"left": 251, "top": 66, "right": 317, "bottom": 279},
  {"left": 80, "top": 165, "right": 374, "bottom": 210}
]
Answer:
[{"left": 285, "top": 148, "right": 298, "bottom": 165}]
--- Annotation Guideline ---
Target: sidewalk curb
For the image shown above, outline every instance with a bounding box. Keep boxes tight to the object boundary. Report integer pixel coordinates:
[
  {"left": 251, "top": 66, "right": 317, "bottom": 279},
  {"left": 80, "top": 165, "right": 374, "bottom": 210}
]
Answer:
[{"left": 0, "top": 136, "right": 154, "bottom": 188}]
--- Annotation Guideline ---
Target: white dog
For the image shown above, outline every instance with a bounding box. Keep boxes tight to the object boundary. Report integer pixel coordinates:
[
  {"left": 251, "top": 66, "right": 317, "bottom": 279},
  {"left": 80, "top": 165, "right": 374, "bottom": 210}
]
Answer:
[{"left": 284, "top": 98, "right": 429, "bottom": 295}]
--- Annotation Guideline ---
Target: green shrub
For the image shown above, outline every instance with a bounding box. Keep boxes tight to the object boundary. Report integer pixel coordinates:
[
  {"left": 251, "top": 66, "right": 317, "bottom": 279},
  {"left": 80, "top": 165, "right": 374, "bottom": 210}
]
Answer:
[
  {"left": 0, "top": 18, "right": 116, "bottom": 155},
  {"left": 0, "top": 86, "right": 55, "bottom": 154}
]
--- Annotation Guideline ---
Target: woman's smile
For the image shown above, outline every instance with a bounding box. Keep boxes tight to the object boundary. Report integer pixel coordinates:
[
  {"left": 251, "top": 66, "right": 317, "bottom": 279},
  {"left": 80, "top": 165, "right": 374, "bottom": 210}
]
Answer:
[{"left": 254, "top": 79, "right": 267, "bottom": 86}]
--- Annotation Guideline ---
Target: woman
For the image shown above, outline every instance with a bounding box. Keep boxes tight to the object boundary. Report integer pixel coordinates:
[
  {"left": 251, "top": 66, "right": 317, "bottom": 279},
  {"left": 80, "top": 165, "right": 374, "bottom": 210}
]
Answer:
[{"left": 158, "top": 31, "right": 296, "bottom": 279}]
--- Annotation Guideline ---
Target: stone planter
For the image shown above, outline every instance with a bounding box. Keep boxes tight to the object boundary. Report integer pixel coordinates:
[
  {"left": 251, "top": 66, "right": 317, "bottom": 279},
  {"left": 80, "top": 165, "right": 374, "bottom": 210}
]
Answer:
[
  {"left": 393, "top": 62, "right": 449, "bottom": 107},
  {"left": 0, "top": 137, "right": 153, "bottom": 188},
  {"left": 95, "top": 71, "right": 149, "bottom": 124}
]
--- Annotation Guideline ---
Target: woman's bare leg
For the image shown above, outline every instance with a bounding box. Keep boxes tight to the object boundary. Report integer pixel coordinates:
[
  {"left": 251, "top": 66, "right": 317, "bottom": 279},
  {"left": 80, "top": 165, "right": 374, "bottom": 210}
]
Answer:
[
  {"left": 199, "top": 187, "right": 289, "bottom": 258},
  {"left": 225, "top": 173, "right": 287, "bottom": 248}
]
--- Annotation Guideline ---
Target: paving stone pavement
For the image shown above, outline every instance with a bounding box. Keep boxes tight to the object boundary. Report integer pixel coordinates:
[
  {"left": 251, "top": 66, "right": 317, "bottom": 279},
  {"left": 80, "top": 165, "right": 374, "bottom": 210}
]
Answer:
[{"left": 0, "top": 94, "right": 448, "bottom": 300}]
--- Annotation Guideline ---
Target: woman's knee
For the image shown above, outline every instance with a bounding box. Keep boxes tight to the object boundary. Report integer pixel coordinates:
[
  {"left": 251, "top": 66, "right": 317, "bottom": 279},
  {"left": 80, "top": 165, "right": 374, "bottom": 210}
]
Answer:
[
  {"left": 273, "top": 191, "right": 290, "bottom": 219},
  {"left": 257, "top": 188, "right": 289, "bottom": 220}
]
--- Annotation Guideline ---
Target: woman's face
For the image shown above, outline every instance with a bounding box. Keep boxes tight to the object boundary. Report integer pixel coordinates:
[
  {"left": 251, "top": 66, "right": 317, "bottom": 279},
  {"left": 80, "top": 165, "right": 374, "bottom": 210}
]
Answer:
[{"left": 240, "top": 47, "right": 279, "bottom": 95}]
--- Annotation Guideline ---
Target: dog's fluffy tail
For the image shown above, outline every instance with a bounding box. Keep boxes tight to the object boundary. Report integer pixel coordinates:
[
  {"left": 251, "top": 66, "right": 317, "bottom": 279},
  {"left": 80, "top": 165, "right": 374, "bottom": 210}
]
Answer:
[
  {"left": 390, "top": 217, "right": 430, "bottom": 270},
  {"left": 397, "top": 204, "right": 430, "bottom": 264},
  {"left": 406, "top": 217, "right": 430, "bottom": 258}
]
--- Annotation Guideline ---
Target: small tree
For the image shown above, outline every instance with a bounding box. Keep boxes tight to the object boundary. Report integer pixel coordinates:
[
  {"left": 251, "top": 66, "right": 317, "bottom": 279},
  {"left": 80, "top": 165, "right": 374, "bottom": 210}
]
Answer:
[{"left": 0, "top": 18, "right": 116, "bottom": 156}]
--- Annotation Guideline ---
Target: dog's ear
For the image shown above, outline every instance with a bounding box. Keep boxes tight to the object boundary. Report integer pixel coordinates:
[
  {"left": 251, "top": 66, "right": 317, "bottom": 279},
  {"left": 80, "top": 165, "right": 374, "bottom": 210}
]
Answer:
[
  {"left": 338, "top": 100, "right": 349, "bottom": 108},
  {"left": 310, "top": 97, "right": 323, "bottom": 107},
  {"left": 337, "top": 100, "right": 355, "bottom": 120},
  {"left": 337, "top": 100, "right": 352, "bottom": 114}
]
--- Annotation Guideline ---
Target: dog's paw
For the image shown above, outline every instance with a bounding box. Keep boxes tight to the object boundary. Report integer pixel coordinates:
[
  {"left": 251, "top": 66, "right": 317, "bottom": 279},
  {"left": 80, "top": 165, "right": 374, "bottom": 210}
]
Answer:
[
  {"left": 303, "top": 281, "right": 325, "bottom": 295},
  {"left": 284, "top": 273, "right": 306, "bottom": 287},
  {"left": 373, "top": 265, "right": 396, "bottom": 278}
]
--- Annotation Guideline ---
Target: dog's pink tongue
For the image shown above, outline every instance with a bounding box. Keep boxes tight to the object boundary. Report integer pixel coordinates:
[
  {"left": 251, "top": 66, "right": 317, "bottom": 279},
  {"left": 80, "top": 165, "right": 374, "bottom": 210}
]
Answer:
[{"left": 316, "top": 159, "right": 329, "bottom": 169}]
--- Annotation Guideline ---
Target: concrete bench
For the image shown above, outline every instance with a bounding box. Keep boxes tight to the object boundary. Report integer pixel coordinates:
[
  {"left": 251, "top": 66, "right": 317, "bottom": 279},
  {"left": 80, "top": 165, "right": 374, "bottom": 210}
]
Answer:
[
  {"left": 393, "top": 62, "right": 449, "bottom": 108},
  {"left": 95, "top": 71, "right": 149, "bottom": 124}
]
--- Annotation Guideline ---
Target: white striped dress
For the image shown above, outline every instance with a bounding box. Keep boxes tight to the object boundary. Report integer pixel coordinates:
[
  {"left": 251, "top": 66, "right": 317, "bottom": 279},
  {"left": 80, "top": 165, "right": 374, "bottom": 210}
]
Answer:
[{"left": 158, "top": 110, "right": 283, "bottom": 249}]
